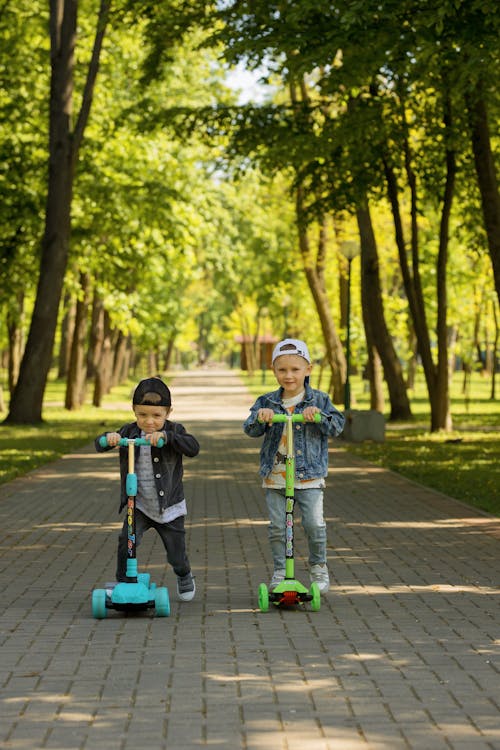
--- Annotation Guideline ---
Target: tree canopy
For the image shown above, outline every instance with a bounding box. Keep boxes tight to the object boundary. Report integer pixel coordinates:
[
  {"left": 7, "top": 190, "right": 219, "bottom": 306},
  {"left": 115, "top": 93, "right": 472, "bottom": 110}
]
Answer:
[{"left": 0, "top": 0, "right": 498, "bottom": 429}]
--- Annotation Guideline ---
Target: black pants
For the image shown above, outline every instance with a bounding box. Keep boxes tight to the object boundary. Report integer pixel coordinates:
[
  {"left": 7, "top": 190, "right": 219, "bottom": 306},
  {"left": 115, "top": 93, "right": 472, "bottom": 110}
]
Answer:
[{"left": 116, "top": 508, "right": 190, "bottom": 581}]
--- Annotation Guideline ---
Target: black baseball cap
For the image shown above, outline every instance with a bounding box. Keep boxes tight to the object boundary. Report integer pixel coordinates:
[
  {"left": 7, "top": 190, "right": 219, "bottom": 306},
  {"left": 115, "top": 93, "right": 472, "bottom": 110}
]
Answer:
[{"left": 132, "top": 377, "right": 171, "bottom": 407}]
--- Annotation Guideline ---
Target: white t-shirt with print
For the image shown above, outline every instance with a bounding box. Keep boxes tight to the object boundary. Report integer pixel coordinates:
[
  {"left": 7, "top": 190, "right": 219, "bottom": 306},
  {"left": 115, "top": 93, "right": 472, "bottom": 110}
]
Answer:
[{"left": 263, "top": 392, "right": 324, "bottom": 490}]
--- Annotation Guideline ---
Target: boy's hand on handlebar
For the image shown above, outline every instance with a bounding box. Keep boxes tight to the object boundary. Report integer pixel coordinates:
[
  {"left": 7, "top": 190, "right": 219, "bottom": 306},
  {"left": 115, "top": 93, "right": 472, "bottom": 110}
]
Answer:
[
  {"left": 105, "top": 432, "right": 121, "bottom": 447},
  {"left": 257, "top": 408, "right": 275, "bottom": 424},
  {"left": 302, "top": 406, "right": 320, "bottom": 422},
  {"left": 145, "top": 431, "right": 167, "bottom": 447}
]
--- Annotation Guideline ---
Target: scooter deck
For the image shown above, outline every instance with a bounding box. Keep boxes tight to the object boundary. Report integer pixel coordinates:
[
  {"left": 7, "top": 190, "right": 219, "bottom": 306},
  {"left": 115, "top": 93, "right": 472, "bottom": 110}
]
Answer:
[
  {"left": 269, "top": 579, "right": 315, "bottom": 607},
  {"left": 270, "top": 577, "right": 309, "bottom": 596},
  {"left": 109, "top": 581, "right": 155, "bottom": 607},
  {"left": 93, "top": 576, "right": 170, "bottom": 618},
  {"left": 258, "top": 577, "right": 321, "bottom": 611}
]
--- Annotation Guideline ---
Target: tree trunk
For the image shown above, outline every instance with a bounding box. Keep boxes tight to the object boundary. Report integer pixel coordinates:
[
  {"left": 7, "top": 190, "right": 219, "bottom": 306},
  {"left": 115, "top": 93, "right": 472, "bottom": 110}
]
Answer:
[
  {"left": 7, "top": 292, "right": 25, "bottom": 393},
  {"left": 93, "top": 309, "right": 113, "bottom": 407},
  {"left": 466, "top": 84, "right": 500, "bottom": 309},
  {"left": 65, "top": 271, "right": 91, "bottom": 409},
  {"left": 432, "top": 92, "right": 456, "bottom": 432},
  {"left": 339, "top": 259, "right": 348, "bottom": 335},
  {"left": 289, "top": 77, "right": 345, "bottom": 404},
  {"left": 112, "top": 331, "right": 129, "bottom": 385},
  {"left": 5, "top": 0, "right": 110, "bottom": 424},
  {"left": 383, "top": 157, "right": 435, "bottom": 390},
  {"left": 86, "top": 289, "right": 104, "bottom": 380},
  {"left": 6, "top": 139, "right": 74, "bottom": 421},
  {"left": 447, "top": 325, "right": 459, "bottom": 378},
  {"left": 148, "top": 351, "right": 158, "bottom": 375},
  {"left": 491, "top": 298, "right": 498, "bottom": 400},
  {"left": 58, "top": 293, "right": 75, "bottom": 379},
  {"left": 406, "top": 326, "right": 418, "bottom": 389},
  {"left": 163, "top": 336, "right": 176, "bottom": 371},
  {"left": 121, "top": 338, "right": 132, "bottom": 381},
  {"left": 296, "top": 190, "right": 346, "bottom": 403},
  {"left": 368, "top": 345, "right": 385, "bottom": 411},
  {"left": 472, "top": 294, "right": 483, "bottom": 370},
  {"left": 361, "top": 296, "right": 385, "bottom": 412},
  {"left": 239, "top": 314, "right": 255, "bottom": 375},
  {"left": 356, "top": 201, "right": 412, "bottom": 420},
  {"left": 383, "top": 92, "right": 455, "bottom": 433}
]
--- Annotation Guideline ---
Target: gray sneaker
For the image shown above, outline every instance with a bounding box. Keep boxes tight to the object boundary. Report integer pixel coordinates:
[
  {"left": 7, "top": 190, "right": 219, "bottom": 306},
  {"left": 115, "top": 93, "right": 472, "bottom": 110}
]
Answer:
[
  {"left": 269, "top": 570, "right": 285, "bottom": 590},
  {"left": 177, "top": 572, "right": 196, "bottom": 601},
  {"left": 310, "top": 564, "right": 330, "bottom": 593}
]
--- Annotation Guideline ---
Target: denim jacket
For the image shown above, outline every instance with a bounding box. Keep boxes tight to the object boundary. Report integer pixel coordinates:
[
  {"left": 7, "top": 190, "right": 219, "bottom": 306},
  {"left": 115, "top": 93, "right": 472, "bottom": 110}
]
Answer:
[{"left": 243, "top": 383, "right": 345, "bottom": 480}]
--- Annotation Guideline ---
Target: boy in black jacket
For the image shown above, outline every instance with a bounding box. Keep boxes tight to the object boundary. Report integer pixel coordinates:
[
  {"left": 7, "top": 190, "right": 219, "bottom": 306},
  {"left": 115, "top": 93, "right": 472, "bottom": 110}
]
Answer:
[{"left": 95, "top": 377, "right": 199, "bottom": 601}]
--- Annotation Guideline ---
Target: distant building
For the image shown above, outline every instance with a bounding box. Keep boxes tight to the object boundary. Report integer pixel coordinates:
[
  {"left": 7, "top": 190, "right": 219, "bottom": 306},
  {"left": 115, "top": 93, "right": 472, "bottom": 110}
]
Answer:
[{"left": 235, "top": 335, "right": 278, "bottom": 370}]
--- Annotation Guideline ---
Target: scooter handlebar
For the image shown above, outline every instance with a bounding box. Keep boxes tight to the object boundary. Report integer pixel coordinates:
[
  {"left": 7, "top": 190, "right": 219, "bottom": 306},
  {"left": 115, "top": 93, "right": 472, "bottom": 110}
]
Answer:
[
  {"left": 99, "top": 436, "right": 165, "bottom": 448},
  {"left": 259, "top": 413, "right": 321, "bottom": 424}
]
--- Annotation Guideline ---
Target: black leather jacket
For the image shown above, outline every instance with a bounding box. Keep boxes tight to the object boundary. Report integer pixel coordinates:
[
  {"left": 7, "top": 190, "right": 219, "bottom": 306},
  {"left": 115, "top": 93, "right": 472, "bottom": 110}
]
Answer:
[{"left": 95, "top": 420, "right": 200, "bottom": 513}]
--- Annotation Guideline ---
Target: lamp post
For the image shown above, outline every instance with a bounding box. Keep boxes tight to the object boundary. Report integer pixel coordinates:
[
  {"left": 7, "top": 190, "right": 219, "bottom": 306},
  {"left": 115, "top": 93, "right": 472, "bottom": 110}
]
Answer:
[
  {"left": 281, "top": 293, "right": 291, "bottom": 338},
  {"left": 340, "top": 241, "right": 361, "bottom": 411},
  {"left": 260, "top": 307, "right": 269, "bottom": 385}
]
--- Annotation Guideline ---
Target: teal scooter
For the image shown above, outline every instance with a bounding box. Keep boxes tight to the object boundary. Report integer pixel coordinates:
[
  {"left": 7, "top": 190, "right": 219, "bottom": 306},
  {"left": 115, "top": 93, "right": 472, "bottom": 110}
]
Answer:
[
  {"left": 258, "top": 413, "right": 321, "bottom": 612},
  {"left": 92, "top": 437, "right": 170, "bottom": 619}
]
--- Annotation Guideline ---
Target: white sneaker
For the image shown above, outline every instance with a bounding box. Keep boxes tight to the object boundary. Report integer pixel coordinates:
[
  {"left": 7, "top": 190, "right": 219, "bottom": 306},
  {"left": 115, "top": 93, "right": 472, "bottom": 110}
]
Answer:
[
  {"left": 269, "top": 570, "right": 285, "bottom": 590},
  {"left": 177, "top": 572, "right": 196, "bottom": 601},
  {"left": 310, "top": 564, "right": 330, "bottom": 593}
]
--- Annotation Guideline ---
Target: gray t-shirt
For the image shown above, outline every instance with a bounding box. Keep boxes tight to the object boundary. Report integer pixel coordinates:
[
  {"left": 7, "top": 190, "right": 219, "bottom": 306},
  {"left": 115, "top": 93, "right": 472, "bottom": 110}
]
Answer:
[{"left": 135, "top": 435, "right": 187, "bottom": 523}]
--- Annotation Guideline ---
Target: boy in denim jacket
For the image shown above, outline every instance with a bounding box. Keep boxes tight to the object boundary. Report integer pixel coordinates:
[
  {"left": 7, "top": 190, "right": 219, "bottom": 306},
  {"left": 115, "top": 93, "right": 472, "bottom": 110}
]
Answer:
[{"left": 243, "top": 339, "right": 344, "bottom": 593}]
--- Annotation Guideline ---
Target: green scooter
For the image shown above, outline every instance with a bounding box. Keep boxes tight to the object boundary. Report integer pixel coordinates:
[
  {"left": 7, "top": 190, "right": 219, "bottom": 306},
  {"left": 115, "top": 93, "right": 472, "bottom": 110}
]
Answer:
[{"left": 258, "top": 413, "right": 321, "bottom": 612}]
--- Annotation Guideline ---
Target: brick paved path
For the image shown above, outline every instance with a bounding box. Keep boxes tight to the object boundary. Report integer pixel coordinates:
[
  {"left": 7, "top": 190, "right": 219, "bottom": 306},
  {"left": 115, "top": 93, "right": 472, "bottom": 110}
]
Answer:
[{"left": 1, "top": 370, "right": 499, "bottom": 749}]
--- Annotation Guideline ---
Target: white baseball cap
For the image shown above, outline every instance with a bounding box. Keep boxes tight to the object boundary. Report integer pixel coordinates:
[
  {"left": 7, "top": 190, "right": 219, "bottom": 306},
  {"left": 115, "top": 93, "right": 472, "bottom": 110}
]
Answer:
[{"left": 272, "top": 338, "right": 311, "bottom": 364}]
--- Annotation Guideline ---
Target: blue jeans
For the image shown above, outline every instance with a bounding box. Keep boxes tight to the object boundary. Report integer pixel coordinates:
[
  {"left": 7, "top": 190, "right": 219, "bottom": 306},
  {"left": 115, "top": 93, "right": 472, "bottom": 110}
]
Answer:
[{"left": 265, "top": 488, "right": 327, "bottom": 572}]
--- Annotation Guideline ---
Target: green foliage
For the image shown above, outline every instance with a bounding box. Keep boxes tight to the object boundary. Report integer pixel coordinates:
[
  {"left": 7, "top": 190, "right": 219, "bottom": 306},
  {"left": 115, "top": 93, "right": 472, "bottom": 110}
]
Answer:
[
  {"left": 0, "top": 1, "right": 48, "bottom": 304},
  {"left": 0, "top": 0, "right": 498, "bottom": 421},
  {"left": 68, "top": 18, "right": 235, "bottom": 348}
]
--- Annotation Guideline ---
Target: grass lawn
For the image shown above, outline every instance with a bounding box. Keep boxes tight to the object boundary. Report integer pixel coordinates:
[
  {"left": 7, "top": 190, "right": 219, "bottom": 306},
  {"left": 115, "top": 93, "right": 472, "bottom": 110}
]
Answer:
[
  {"left": 0, "top": 380, "right": 133, "bottom": 485},
  {"left": 242, "top": 368, "right": 500, "bottom": 517}
]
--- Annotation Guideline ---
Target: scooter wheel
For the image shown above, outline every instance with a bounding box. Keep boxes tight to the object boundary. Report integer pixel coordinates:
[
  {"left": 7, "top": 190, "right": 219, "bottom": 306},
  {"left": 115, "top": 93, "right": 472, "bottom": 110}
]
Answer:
[
  {"left": 92, "top": 589, "right": 107, "bottom": 619},
  {"left": 258, "top": 583, "right": 269, "bottom": 612},
  {"left": 310, "top": 582, "right": 321, "bottom": 611},
  {"left": 155, "top": 587, "right": 170, "bottom": 617}
]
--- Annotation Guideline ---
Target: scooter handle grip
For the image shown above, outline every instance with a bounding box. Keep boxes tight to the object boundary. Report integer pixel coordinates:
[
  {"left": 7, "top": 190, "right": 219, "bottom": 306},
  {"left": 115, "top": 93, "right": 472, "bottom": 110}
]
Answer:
[
  {"left": 99, "top": 436, "right": 165, "bottom": 448},
  {"left": 259, "top": 413, "right": 321, "bottom": 423}
]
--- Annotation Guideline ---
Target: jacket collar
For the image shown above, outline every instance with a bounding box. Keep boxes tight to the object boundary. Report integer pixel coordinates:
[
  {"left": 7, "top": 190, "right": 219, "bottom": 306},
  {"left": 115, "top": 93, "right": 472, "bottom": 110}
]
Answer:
[{"left": 268, "top": 381, "right": 314, "bottom": 405}]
